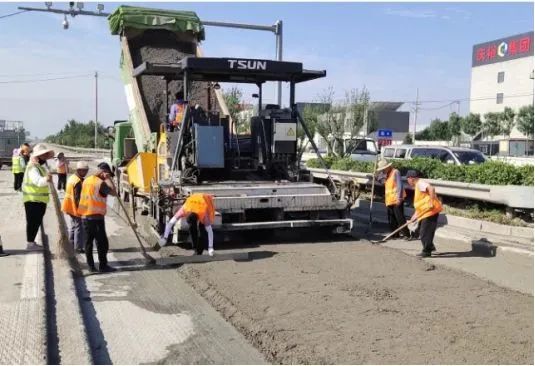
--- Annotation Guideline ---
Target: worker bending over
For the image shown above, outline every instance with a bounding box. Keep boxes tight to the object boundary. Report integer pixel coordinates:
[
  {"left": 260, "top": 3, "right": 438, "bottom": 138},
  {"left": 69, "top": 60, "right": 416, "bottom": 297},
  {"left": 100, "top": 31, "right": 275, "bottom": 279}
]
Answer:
[
  {"left": 376, "top": 159, "right": 410, "bottom": 239},
  {"left": 406, "top": 170, "right": 443, "bottom": 257},
  {"left": 61, "top": 161, "right": 89, "bottom": 253},
  {"left": 78, "top": 162, "right": 117, "bottom": 273},
  {"left": 161, "top": 193, "right": 215, "bottom": 256},
  {"left": 22, "top": 144, "right": 54, "bottom": 250}
]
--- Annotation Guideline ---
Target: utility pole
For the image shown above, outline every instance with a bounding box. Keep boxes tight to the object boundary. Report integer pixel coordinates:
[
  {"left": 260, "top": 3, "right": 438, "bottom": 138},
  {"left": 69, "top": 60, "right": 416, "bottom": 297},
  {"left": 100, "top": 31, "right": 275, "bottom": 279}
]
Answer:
[
  {"left": 95, "top": 71, "right": 98, "bottom": 150},
  {"left": 413, "top": 88, "right": 419, "bottom": 143}
]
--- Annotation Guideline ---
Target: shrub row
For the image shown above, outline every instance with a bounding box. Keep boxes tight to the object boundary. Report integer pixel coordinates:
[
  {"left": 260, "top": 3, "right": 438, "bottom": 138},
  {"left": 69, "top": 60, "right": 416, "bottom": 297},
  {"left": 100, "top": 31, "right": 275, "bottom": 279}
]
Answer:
[{"left": 306, "top": 157, "right": 534, "bottom": 186}]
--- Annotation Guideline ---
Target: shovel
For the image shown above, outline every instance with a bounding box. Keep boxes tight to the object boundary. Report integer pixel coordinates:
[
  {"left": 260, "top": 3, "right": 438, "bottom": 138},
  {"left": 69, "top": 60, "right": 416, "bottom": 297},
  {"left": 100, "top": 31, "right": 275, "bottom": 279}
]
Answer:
[
  {"left": 371, "top": 209, "right": 431, "bottom": 244},
  {"left": 371, "top": 220, "right": 413, "bottom": 244}
]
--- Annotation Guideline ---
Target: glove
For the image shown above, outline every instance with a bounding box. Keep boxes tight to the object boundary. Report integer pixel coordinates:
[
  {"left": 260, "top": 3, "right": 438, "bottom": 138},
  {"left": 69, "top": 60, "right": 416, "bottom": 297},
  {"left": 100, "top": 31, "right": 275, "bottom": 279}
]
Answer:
[{"left": 159, "top": 237, "right": 167, "bottom": 247}]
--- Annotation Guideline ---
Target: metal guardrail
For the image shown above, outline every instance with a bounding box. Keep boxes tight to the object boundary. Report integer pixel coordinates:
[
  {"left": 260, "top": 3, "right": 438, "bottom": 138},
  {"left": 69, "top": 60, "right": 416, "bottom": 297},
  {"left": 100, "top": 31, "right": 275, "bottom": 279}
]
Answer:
[
  {"left": 48, "top": 143, "right": 110, "bottom": 155},
  {"left": 307, "top": 167, "right": 534, "bottom": 210}
]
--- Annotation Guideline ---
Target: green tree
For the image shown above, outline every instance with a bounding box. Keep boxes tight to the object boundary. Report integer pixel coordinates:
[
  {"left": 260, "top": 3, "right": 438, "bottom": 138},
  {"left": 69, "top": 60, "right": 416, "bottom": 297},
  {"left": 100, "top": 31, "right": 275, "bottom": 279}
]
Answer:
[
  {"left": 448, "top": 112, "right": 462, "bottom": 146},
  {"left": 403, "top": 133, "right": 413, "bottom": 144},
  {"left": 222, "top": 87, "right": 246, "bottom": 133},
  {"left": 483, "top": 112, "right": 502, "bottom": 139},
  {"left": 428, "top": 118, "right": 452, "bottom": 140},
  {"left": 297, "top": 103, "right": 326, "bottom": 163},
  {"left": 500, "top": 107, "right": 516, "bottom": 137},
  {"left": 314, "top": 87, "right": 339, "bottom": 156},
  {"left": 461, "top": 113, "right": 482, "bottom": 137},
  {"left": 516, "top": 105, "right": 534, "bottom": 138},
  {"left": 45, "top": 119, "right": 110, "bottom": 148},
  {"left": 315, "top": 87, "right": 373, "bottom": 157}
]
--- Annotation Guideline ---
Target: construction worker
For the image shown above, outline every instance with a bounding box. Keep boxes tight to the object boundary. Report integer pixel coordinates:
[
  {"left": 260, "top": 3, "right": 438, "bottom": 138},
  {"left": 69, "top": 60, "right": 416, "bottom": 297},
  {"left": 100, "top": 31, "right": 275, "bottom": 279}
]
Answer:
[
  {"left": 168, "top": 91, "right": 187, "bottom": 131},
  {"left": 78, "top": 162, "right": 117, "bottom": 272},
  {"left": 22, "top": 144, "right": 54, "bottom": 250},
  {"left": 56, "top": 152, "right": 68, "bottom": 191},
  {"left": 12, "top": 148, "right": 23, "bottom": 191},
  {"left": 376, "top": 159, "right": 411, "bottom": 239},
  {"left": 12, "top": 144, "right": 30, "bottom": 191},
  {"left": 61, "top": 161, "right": 89, "bottom": 253},
  {"left": 406, "top": 170, "right": 443, "bottom": 257},
  {"left": 160, "top": 193, "right": 215, "bottom": 256}
]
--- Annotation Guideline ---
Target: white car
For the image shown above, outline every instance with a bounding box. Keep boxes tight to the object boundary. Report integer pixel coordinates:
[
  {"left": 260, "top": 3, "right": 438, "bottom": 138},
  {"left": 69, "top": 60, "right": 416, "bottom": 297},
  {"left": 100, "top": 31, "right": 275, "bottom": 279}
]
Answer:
[{"left": 381, "top": 145, "right": 487, "bottom": 165}]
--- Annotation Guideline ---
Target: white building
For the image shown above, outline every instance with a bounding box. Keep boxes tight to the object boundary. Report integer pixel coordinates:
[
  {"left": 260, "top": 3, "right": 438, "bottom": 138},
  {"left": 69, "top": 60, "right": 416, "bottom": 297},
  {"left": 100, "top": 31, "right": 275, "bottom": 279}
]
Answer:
[{"left": 470, "top": 31, "right": 534, "bottom": 139}]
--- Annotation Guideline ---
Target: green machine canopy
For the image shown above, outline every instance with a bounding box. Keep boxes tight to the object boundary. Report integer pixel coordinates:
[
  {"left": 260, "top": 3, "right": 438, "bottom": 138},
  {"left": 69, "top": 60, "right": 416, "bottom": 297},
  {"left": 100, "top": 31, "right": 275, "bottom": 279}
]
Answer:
[{"left": 108, "top": 5, "right": 205, "bottom": 40}]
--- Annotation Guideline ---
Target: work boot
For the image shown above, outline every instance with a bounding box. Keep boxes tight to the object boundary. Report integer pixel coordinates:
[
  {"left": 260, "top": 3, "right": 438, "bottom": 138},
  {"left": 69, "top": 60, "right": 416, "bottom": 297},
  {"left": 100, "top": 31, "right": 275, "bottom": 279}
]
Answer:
[
  {"left": 88, "top": 265, "right": 98, "bottom": 273},
  {"left": 26, "top": 242, "right": 42, "bottom": 251},
  {"left": 416, "top": 251, "right": 431, "bottom": 258},
  {"left": 99, "top": 265, "right": 117, "bottom": 273},
  {"left": 430, "top": 245, "right": 437, "bottom": 252}
]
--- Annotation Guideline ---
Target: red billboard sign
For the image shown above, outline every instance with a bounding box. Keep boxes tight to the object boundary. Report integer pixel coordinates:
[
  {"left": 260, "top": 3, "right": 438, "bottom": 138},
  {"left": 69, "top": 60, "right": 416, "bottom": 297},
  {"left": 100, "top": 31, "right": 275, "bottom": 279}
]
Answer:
[{"left": 472, "top": 31, "right": 533, "bottom": 67}]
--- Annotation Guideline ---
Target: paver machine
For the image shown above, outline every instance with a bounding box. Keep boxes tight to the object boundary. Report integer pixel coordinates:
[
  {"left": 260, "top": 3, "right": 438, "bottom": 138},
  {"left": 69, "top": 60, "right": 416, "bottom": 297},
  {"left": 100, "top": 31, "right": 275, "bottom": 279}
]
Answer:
[{"left": 108, "top": 6, "right": 355, "bottom": 243}]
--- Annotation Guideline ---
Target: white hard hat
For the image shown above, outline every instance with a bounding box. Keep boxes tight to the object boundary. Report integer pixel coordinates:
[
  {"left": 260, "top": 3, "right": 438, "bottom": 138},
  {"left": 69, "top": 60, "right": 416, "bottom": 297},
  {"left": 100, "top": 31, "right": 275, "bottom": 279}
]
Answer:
[
  {"left": 32, "top": 143, "right": 54, "bottom": 158},
  {"left": 76, "top": 161, "right": 89, "bottom": 170}
]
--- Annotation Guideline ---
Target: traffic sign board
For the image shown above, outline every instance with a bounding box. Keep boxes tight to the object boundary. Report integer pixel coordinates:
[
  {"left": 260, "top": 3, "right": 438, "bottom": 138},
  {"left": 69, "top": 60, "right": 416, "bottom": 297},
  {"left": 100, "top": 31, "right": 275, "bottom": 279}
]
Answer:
[{"left": 377, "top": 129, "right": 393, "bottom": 138}]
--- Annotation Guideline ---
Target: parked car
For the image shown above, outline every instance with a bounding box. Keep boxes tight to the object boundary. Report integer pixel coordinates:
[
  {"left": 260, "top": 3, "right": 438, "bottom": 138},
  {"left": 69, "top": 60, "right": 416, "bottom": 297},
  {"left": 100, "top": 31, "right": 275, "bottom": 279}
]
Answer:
[
  {"left": 381, "top": 145, "right": 487, "bottom": 165},
  {"left": 344, "top": 138, "right": 378, "bottom": 163}
]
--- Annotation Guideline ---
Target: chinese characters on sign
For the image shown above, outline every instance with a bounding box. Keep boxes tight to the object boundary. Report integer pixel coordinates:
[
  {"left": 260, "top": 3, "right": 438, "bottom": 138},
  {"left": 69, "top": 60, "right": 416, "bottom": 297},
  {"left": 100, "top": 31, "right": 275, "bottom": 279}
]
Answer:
[{"left": 472, "top": 32, "right": 533, "bottom": 67}]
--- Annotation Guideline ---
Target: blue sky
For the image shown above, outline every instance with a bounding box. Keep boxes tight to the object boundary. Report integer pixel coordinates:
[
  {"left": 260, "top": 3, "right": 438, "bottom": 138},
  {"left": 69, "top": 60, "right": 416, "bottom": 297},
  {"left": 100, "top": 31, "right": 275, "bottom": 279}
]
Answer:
[{"left": 0, "top": 1, "right": 533, "bottom": 138}]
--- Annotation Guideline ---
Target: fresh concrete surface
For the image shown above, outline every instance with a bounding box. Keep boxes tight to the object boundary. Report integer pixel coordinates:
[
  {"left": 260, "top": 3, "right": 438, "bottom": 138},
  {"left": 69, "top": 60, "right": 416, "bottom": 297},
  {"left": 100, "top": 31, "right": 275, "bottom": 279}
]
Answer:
[
  {"left": 74, "top": 205, "right": 266, "bottom": 364},
  {"left": 356, "top": 221, "right": 534, "bottom": 295},
  {"left": 0, "top": 169, "right": 47, "bottom": 364}
]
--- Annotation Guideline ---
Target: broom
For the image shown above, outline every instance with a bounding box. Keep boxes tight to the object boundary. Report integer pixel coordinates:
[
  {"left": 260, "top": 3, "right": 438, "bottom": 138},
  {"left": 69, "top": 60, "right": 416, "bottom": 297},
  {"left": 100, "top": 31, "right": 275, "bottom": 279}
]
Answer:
[{"left": 47, "top": 169, "right": 82, "bottom": 275}]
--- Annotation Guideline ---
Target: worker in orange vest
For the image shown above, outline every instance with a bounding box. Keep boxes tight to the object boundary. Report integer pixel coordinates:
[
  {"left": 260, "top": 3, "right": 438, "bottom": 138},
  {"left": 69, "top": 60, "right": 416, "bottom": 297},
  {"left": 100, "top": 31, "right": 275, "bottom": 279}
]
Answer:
[
  {"left": 376, "top": 159, "right": 410, "bottom": 239},
  {"left": 168, "top": 91, "right": 187, "bottom": 132},
  {"left": 56, "top": 152, "right": 69, "bottom": 191},
  {"left": 61, "top": 161, "right": 89, "bottom": 253},
  {"left": 78, "top": 162, "right": 117, "bottom": 272},
  {"left": 406, "top": 170, "right": 443, "bottom": 257},
  {"left": 160, "top": 193, "right": 215, "bottom": 256}
]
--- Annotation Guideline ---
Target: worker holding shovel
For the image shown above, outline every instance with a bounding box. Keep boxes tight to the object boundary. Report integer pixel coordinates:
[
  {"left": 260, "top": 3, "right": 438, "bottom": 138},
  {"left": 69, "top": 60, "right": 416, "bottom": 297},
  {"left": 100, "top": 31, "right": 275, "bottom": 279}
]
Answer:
[{"left": 406, "top": 170, "right": 443, "bottom": 257}]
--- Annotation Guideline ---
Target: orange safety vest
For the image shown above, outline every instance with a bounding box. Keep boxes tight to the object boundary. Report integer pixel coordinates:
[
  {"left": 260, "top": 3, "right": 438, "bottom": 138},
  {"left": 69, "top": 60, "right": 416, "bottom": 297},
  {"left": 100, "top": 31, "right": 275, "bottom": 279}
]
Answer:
[
  {"left": 57, "top": 160, "right": 67, "bottom": 174},
  {"left": 77, "top": 175, "right": 107, "bottom": 217},
  {"left": 61, "top": 174, "right": 82, "bottom": 217},
  {"left": 384, "top": 169, "right": 406, "bottom": 207},
  {"left": 183, "top": 193, "right": 215, "bottom": 225},
  {"left": 413, "top": 180, "right": 443, "bottom": 221},
  {"left": 172, "top": 102, "right": 186, "bottom": 127}
]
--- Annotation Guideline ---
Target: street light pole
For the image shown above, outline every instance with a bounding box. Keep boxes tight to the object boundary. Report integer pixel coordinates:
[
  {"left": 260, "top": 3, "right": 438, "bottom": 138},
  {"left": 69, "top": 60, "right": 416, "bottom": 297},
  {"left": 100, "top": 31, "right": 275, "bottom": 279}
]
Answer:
[{"left": 95, "top": 71, "right": 98, "bottom": 150}]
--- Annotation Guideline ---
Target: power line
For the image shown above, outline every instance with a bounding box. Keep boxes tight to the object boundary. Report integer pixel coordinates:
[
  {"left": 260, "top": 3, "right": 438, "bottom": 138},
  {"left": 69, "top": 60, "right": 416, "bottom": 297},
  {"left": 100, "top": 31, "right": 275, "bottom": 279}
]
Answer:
[
  {"left": 405, "top": 92, "right": 534, "bottom": 105},
  {"left": 0, "top": 10, "right": 28, "bottom": 20},
  {"left": 0, "top": 71, "right": 90, "bottom": 78},
  {"left": 0, "top": 74, "right": 91, "bottom": 84}
]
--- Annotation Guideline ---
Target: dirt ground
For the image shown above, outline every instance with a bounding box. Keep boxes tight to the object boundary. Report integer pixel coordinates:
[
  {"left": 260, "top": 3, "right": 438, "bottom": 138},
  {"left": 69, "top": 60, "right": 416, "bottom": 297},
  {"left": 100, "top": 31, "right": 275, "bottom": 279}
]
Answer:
[{"left": 174, "top": 232, "right": 533, "bottom": 364}]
